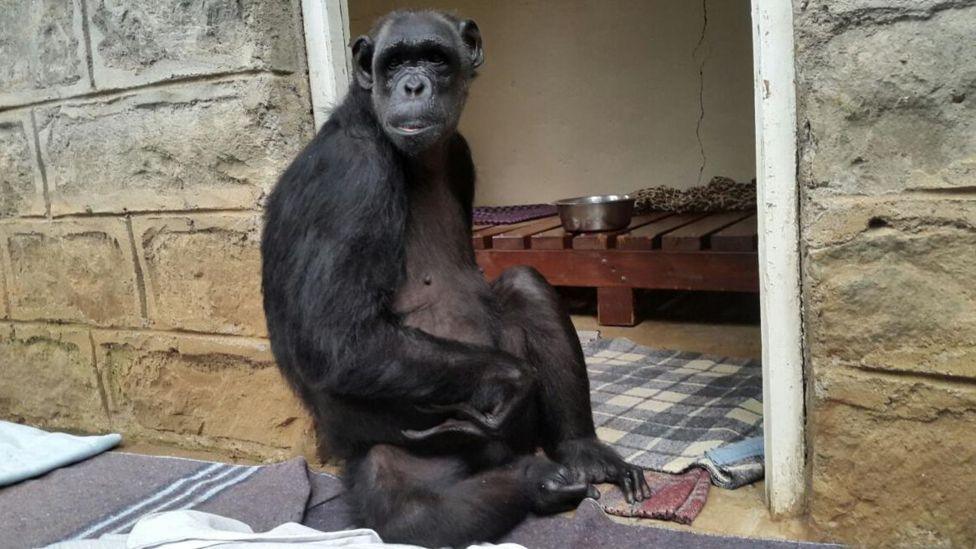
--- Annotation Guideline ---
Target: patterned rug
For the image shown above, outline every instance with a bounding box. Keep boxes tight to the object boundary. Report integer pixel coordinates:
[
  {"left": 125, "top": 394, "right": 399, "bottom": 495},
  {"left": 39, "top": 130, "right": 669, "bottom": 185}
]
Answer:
[{"left": 584, "top": 338, "right": 764, "bottom": 474}]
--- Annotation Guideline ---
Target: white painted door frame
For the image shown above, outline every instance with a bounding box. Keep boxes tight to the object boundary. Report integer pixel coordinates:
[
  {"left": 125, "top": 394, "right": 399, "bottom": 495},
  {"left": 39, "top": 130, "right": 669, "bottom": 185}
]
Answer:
[
  {"left": 750, "top": 0, "right": 805, "bottom": 516},
  {"left": 301, "top": 0, "right": 807, "bottom": 517},
  {"left": 301, "top": 0, "right": 352, "bottom": 129}
]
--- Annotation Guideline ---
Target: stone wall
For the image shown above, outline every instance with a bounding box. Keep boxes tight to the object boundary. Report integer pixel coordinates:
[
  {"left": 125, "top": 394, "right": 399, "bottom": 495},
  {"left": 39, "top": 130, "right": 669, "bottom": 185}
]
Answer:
[
  {"left": 0, "top": 0, "right": 316, "bottom": 462},
  {"left": 795, "top": 1, "right": 976, "bottom": 546}
]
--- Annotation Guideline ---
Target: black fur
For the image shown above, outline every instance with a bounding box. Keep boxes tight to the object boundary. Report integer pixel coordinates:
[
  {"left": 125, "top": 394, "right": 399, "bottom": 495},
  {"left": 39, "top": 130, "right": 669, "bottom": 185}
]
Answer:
[{"left": 261, "top": 10, "right": 649, "bottom": 547}]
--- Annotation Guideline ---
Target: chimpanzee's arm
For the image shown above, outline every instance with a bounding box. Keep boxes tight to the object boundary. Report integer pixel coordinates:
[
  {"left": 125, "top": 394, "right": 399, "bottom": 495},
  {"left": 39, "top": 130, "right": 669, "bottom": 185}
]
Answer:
[
  {"left": 318, "top": 321, "right": 522, "bottom": 404},
  {"left": 262, "top": 117, "right": 522, "bottom": 407}
]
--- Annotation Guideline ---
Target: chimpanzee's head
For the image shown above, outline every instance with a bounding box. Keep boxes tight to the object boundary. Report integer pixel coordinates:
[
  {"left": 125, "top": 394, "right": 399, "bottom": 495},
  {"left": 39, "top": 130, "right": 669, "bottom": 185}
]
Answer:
[{"left": 352, "top": 11, "right": 484, "bottom": 156}]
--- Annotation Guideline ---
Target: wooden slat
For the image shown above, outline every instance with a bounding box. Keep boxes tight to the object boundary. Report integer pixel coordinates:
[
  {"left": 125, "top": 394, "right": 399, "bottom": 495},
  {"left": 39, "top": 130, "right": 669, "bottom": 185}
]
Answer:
[
  {"left": 572, "top": 213, "right": 672, "bottom": 250},
  {"left": 711, "top": 214, "right": 758, "bottom": 251},
  {"left": 473, "top": 224, "right": 490, "bottom": 231},
  {"left": 616, "top": 213, "right": 707, "bottom": 250},
  {"left": 530, "top": 225, "right": 575, "bottom": 250},
  {"left": 471, "top": 218, "right": 547, "bottom": 250},
  {"left": 491, "top": 216, "right": 563, "bottom": 250},
  {"left": 661, "top": 212, "right": 753, "bottom": 251},
  {"left": 476, "top": 249, "right": 759, "bottom": 293}
]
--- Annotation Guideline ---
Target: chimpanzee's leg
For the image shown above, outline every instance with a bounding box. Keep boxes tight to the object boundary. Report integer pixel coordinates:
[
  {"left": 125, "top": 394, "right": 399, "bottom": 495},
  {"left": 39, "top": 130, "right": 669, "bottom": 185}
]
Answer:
[
  {"left": 491, "top": 266, "right": 650, "bottom": 502},
  {"left": 347, "top": 444, "right": 593, "bottom": 547}
]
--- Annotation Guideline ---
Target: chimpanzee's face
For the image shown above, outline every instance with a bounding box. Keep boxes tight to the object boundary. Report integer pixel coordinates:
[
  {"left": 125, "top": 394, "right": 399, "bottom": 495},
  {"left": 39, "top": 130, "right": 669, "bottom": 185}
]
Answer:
[{"left": 353, "top": 13, "right": 484, "bottom": 156}]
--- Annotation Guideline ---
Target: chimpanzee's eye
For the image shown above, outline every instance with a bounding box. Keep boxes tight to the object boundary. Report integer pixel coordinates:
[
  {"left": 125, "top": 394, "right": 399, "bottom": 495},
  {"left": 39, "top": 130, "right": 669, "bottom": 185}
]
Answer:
[
  {"left": 386, "top": 56, "right": 403, "bottom": 71},
  {"left": 429, "top": 52, "right": 447, "bottom": 66}
]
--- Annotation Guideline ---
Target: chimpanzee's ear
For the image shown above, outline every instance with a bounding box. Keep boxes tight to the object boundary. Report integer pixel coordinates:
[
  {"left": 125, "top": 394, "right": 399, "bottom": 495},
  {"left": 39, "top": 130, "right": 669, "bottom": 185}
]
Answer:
[
  {"left": 458, "top": 19, "right": 484, "bottom": 69},
  {"left": 352, "top": 35, "right": 374, "bottom": 89}
]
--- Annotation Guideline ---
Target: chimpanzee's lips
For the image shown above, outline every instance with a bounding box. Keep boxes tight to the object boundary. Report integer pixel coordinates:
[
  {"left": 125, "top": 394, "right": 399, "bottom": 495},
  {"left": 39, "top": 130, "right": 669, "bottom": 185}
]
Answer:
[{"left": 390, "top": 122, "right": 435, "bottom": 136}]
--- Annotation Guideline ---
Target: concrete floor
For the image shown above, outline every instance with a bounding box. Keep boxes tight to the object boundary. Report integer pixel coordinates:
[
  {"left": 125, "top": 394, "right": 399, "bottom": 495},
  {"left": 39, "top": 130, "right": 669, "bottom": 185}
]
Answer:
[
  {"left": 123, "top": 291, "right": 819, "bottom": 543},
  {"left": 572, "top": 314, "right": 762, "bottom": 359}
]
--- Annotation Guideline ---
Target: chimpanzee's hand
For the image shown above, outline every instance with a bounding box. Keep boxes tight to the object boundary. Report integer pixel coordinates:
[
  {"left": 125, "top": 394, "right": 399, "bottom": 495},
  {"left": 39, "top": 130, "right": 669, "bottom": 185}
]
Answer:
[
  {"left": 416, "top": 358, "right": 534, "bottom": 437},
  {"left": 470, "top": 358, "right": 534, "bottom": 431}
]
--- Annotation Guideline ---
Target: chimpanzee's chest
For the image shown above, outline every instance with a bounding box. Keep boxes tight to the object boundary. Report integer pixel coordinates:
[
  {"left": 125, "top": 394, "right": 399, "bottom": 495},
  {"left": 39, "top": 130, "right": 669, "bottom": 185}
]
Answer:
[{"left": 392, "top": 176, "right": 499, "bottom": 347}]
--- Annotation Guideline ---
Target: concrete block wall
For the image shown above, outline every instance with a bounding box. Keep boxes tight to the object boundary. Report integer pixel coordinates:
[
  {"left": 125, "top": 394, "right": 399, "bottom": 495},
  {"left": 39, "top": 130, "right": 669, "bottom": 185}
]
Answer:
[
  {"left": 0, "top": 0, "right": 316, "bottom": 461},
  {"left": 795, "top": 1, "right": 976, "bottom": 546}
]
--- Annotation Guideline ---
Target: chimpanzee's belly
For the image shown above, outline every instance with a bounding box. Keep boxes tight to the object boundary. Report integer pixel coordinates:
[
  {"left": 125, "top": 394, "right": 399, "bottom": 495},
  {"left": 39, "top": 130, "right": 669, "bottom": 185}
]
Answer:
[
  {"left": 394, "top": 167, "right": 499, "bottom": 346},
  {"left": 394, "top": 262, "right": 499, "bottom": 347}
]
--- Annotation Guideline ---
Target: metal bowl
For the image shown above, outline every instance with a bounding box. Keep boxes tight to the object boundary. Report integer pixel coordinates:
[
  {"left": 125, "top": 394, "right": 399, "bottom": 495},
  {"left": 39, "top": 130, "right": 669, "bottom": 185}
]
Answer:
[{"left": 554, "top": 194, "right": 635, "bottom": 232}]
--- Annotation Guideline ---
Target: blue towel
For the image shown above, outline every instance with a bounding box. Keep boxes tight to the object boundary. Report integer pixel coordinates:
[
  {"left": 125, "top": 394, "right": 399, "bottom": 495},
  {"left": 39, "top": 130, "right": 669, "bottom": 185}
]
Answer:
[
  {"left": 0, "top": 421, "right": 121, "bottom": 487},
  {"left": 694, "top": 435, "right": 765, "bottom": 489},
  {"left": 705, "top": 435, "right": 764, "bottom": 466}
]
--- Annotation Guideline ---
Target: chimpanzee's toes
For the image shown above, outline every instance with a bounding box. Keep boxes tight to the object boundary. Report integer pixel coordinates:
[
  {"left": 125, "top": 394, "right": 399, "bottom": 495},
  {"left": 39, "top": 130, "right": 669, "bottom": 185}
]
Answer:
[{"left": 519, "top": 456, "right": 597, "bottom": 515}]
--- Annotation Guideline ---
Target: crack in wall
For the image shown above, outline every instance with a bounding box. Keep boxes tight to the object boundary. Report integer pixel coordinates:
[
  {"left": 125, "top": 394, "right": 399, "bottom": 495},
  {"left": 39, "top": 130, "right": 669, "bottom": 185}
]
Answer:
[
  {"left": 693, "top": 0, "right": 709, "bottom": 185},
  {"left": 28, "top": 110, "right": 51, "bottom": 219},
  {"left": 78, "top": 0, "right": 96, "bottom": 91},
  {"left": 852, "top": 362, "right": 976, "bottom": 390},
  {"left": 124, "top": 215, "right": 149, "bottom": 322},
  {"left": 816, "top": 0, "right": 976, "bottom": 33},
  {"left": 0, "top": 67, "right": 294, "bottom": 115},
  {"left": 88, "top": 329, "right": 113, "bottom": 427},
  {"left": 805, "top": 214, "right": 976, "bottom": 252}
]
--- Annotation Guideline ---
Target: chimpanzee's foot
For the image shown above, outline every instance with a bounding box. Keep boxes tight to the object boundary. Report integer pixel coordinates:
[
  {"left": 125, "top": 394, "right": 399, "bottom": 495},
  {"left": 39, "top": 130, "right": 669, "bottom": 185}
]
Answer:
[
  {"left": 553, "top": 438, "right": 651, "bottom": 503},
  {"left": 518, "top": 456, "right": 599, "bottom": 514}
]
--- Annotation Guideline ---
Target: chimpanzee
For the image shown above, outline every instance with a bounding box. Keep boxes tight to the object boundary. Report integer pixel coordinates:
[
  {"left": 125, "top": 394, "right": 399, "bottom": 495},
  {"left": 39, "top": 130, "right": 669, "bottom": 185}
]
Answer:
[{"left": 261, "top": 10, "right": 649, "bottom": 547}]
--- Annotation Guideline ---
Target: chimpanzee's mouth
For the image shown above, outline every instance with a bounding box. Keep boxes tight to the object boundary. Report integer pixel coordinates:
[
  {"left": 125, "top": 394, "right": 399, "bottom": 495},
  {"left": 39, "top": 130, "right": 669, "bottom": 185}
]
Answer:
[
  {"left": 388, "top": 117, "right": 438, "bottom": 136},
  {"left": 391, "top": 124, "right": 434, "bottom": 135}
]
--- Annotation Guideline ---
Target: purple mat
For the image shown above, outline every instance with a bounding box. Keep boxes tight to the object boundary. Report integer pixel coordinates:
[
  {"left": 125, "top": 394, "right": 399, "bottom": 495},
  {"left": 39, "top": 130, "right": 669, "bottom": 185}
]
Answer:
[{"left": 473, "top": 204, "right": 557, "bottom": 225}]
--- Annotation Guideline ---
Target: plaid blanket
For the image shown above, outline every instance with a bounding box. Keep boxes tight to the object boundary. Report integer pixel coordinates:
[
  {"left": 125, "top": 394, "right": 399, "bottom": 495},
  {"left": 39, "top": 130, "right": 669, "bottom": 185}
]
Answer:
[{"left": 585, "top": 338, "right": 763, "bottom": 475}]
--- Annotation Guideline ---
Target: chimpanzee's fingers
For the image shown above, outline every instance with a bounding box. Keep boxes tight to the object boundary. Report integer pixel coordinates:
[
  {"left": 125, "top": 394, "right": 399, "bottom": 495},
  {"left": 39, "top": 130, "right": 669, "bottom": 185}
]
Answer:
[
  {"left": 484, "top": 384, "right": 533, "bottom": 431},
  {"left": 629, "top": 468, "right": 646, "bottom": 501},
  {"left": 414, "top": 403, "right": 494, "bottom": 431},
  {"left": 638, "top": 470, "right": 652, "bottom": 500},
  {"left": 453, "top": 403, "right": 490, "bottom": 424},
  {"left": 621, "top": 474, "right": 635, "bottom": 504},
  {"left": 401, "top": 418, "right": 487, "bottom": 441}
]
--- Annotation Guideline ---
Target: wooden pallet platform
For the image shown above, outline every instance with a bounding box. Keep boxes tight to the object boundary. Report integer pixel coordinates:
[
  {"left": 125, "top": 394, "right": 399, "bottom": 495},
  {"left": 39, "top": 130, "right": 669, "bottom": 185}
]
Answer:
[{"left": 472, "top": 212, "right": 759, "bottom": 326}]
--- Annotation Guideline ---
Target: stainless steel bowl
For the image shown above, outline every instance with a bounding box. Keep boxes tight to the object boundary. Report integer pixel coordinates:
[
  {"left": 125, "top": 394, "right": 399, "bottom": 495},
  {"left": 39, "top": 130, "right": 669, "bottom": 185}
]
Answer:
[{"left": 554, "top": 194, "right": 635, "bottom": 232}]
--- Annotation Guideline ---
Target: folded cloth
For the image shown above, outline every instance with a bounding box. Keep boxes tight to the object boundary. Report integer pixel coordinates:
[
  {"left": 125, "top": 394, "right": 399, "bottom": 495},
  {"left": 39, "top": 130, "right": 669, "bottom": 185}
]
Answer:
[
  {"left": 46, "top": 509, "right": 527, "bottom": 549},
  {"left": 693, "top": 436, "right": 765, "bottom": 489},
  {"left": 599, "top": 468, "right": 710, "bottom": 525},
  {"left": 0, "top": 421, "right": 121, "bottom": 487}
]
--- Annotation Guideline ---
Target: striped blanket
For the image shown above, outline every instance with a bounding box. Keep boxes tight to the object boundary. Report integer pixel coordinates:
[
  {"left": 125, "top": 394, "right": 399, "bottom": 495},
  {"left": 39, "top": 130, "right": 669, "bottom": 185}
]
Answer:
[{"left": 0, "top": 452, "right": 340, "bottom": 548}]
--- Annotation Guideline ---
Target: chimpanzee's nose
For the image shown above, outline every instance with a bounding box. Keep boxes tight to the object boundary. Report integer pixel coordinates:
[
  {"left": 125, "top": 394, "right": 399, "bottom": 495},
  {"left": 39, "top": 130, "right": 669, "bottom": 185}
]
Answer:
[{"left": 403, "top": 75, "right": 426, "bottom": 97}]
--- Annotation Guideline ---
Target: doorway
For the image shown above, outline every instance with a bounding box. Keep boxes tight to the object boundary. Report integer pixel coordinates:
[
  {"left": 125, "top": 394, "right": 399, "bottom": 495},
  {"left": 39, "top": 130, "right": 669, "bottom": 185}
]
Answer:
[{"left": 300, "top": 0, "right": 805, "bottom": 518}]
